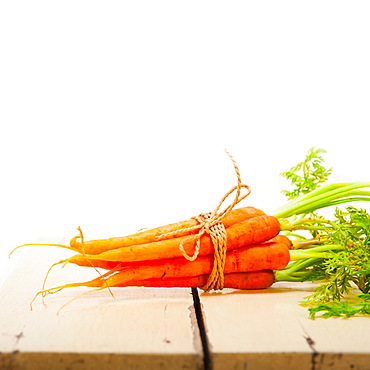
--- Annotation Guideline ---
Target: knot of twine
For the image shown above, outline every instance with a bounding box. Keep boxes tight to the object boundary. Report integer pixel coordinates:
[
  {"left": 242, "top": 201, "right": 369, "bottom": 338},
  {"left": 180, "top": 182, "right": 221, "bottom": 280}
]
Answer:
[{"left": 158, "top": 150, "right": 251, "bottom": 292}]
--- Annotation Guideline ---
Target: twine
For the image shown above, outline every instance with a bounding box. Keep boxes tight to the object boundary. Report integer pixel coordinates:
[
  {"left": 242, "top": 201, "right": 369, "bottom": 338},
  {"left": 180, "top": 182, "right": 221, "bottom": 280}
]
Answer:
[{"left": 157, "top": 150, "right": 251, "bottom": 292}]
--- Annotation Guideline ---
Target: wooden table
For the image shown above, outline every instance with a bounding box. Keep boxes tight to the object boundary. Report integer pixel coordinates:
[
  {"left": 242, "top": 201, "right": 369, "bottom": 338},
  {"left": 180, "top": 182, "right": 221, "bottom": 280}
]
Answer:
[{"left": 1, "top": 241, "right": 370, "bottom": 370}]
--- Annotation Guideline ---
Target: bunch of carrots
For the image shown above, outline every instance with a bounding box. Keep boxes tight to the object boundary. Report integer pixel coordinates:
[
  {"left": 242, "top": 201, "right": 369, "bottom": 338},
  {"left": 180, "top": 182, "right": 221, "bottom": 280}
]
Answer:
[
  {"left": 10, "top": 148, "right": 370, "bottom": 316},
  {"left": 20, "top": 207, "right": 292, "bottom": 301}
]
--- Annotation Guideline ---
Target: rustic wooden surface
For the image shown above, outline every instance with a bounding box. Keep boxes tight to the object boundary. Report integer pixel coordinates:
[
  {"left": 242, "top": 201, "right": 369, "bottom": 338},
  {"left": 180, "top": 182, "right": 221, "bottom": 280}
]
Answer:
[
  {"left": 0, "top": 242, "right": 203, "bottom": 370},
  {"left": 201, "top": 283, "right": 370, "bottom": 370},
  {"left": 1, "top": 240, "right": 370, "bottom": 370}
]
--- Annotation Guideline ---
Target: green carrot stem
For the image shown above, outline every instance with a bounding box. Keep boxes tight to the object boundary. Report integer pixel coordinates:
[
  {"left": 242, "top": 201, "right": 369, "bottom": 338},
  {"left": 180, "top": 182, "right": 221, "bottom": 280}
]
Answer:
[
  {"left": 288, "top": 190, "right": 369, "bottom": 217},
  {"left": 298, "top": 196, "right": 370, "bottom": 216},
  {"left": 288, "top": 244, "right": 343, "bottom": 261},
  {"left": 291, "top": 183, "right": 370, "bottom": 203},
  {"left": 295, "top": 183, "right": 353, "bottom": 200},
  {"left": 292, "top": 238, "right": 326, "bottom": 249},
  {"left": 285, "top": 232, "right": 309, "bottom": 240},
  {"left": 270, "top": 182, "right": 370, "bottom": 218},
  {"left": 288, "top": 271, "right": 315, "bottom": 278},
  {"left": 280, "top": 218, "right": 332, "bottom": 232},
  {"left": 275, "top": 258, "right": 322, "bottom": 282},
  {"left": 283, "top": 225, "right": 331, "bottom": 232}
]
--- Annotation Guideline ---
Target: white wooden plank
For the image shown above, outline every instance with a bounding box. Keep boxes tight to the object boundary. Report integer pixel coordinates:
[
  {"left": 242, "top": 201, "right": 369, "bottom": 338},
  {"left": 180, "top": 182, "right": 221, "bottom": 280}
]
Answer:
[
  {"left": 6, "top": 240, "right": 370, "bottom": 370},
  {"left": 200, "top": 281, "right": 370, "bottom": 370},
  {"left": 0, "top": 242, "right": 203, "bottom": 370}
]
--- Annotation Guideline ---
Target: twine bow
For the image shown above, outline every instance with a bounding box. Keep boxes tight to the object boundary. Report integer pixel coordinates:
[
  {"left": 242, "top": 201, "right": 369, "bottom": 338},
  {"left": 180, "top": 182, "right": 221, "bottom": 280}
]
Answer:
[{"left": 157, "top": 150, "right": 251, "bottom": 292}]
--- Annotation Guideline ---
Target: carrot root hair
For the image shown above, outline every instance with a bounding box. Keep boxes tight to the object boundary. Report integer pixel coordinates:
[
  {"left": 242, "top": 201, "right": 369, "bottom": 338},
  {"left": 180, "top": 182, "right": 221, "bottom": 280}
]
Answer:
[
  {"left": 8, "top": 243, "right": 77, "bottom": 258},
  {"left": 31, "top": 263, "right": 124, "bottom": 309},
  {"left": 56, "top": 286, "right": 109, "bottom": 315},
  {"left": 41, "top": 259, "right": 70, "bottom": 298}
]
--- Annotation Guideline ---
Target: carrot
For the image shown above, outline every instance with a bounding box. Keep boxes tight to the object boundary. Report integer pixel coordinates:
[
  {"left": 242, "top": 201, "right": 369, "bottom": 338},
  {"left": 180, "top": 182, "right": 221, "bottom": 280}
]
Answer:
[
  {"left": 69, "top": 206, "right": 266, "bottom": 255},
  {"left": 37, "top": 240, "right": 289, "bottom": 297},
  {"left": 66, "top": 257, "right": 120, "bottom": 270},
  {"left": 75, "top": 215, "right": 281, "bottom": 263},
  {"left": 35, "top": 218, "right": 284, "bottom": 297},
  {"left": 60, "top": 234, "right": 291, "bottom": 271},
  {"left": 116, "top": 270, "right": 276, "bottom": 290},
  {"left": 9, "top": 206, "right": 265, "bottom": 258},
  {"left": 271, "top": 235, "right": 293, "bottom": 249},
  {"left": 33, "top": 269, "right": 277, "bottom": 312},
  {"left": 105, "top": 240, "right": 289, "bottom": 285},
  {"left": 51, "top": 270, "right": 275, "bottom": 290}
]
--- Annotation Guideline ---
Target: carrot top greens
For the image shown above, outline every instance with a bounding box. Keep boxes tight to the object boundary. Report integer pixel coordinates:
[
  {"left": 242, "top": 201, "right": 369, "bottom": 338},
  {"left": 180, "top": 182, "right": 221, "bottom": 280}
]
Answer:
[
  {"left": 280, "top": 147, "right": 332, "bottom": 200},
  {"left": 272, "top": 148, "right": 370, "bottom": 318}
]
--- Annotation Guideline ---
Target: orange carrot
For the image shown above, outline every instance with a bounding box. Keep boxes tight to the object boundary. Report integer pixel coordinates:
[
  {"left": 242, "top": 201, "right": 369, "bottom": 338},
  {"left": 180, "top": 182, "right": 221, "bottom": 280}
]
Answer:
[
  {"left": 50, "top": 270, "right": 275, "bottom": 290},
  {"left": 271, "top": 235, "right": 293, "bottom": 249},
  {"left": 75, "top": 215, "right": 281, "bottom": 263},
  {"left": 61, "top": 234, "right": 290, "bottom": 270},
  {"left": 103, "top": 241, "right": 290, "bottom": 286},
  {"left": 37, "top": 240, "right": 289, "bottom": 297},
  {"left": 70, "top": 206, "right": 266, "bottom": 254},
  {"left": 115, "top": 270, "right": 275, "bottom": 290},
  {"left": 9, "top": 206, "right": 266, "bottom": 258}
]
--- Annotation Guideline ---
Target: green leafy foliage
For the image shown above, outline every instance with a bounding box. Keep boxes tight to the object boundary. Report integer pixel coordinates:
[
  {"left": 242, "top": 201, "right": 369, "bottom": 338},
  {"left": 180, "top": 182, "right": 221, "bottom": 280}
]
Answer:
[
  {"left": 308, "top": 295, "right": 370, "bottom": 319},
  {"left": 281, "top": 147, "right": 332, "bottom": 200},
  {"left": 309, "top": 207, "right": 370, "bottom": 298},
  {"left": 276, "top": 148, "right": 370, "bottom": 318},
  {"left": 283, "top": 206, "right": 370, "bottom": 317}
]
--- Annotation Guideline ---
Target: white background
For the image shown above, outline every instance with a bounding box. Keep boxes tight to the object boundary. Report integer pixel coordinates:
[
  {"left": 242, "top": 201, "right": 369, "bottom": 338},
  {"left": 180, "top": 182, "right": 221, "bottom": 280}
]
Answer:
[{"left": 1, "top": 1, "right": 370, "bottom": 286}]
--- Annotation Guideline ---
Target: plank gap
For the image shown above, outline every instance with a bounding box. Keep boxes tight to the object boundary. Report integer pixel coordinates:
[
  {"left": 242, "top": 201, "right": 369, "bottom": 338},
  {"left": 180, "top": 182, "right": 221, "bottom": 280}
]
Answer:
[{"left": 191, "top": 288, "right": 212, "bottom": 370}]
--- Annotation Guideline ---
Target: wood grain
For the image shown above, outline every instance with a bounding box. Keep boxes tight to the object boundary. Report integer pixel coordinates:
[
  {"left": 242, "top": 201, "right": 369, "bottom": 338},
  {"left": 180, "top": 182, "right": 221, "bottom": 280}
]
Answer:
[
  {"left": 3, "top": 240, "right": 370, "bottom": 370},
  {"left": 199, "top": 282, "right": 370, "bottom": 370},
  {"left": 0, "top": 242, "right": 203, "bottom": 370}
]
